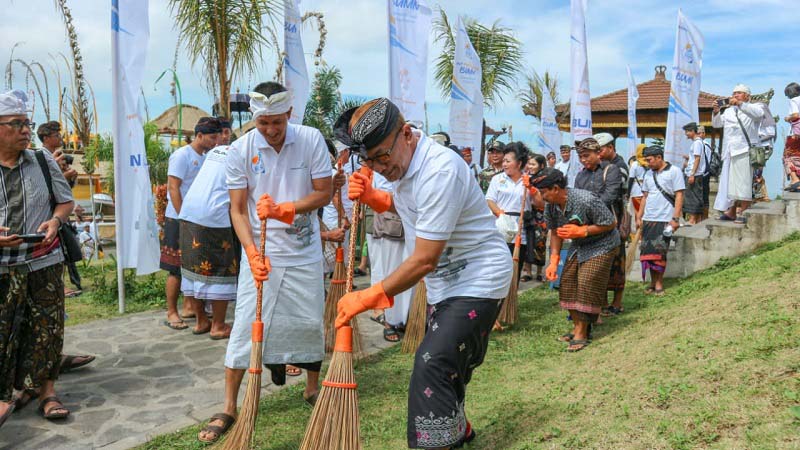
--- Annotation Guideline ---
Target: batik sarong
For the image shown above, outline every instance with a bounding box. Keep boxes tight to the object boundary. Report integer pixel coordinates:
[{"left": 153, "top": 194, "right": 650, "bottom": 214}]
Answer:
[
  {"left": 179, "top": 220, "right": 239, "bottom": 301},
  {"left": 606, "top": 242, "right": 627, "bottom": 291},
  {"left": 558, "top": 251, "right": 615, "bottom": 323},
  {"left": 523, "top": 209, "right": 547, "bottom": 267},
  {"left": 407, "top": 296, "right": 502, "bottom": 449},
  {"left": 784, "top": 135, "right": 800, "bottom": 178},
  {"left": 683, "top": 175, "right": 705, "bottom": 214},
  {"left": 159, "top": 217, "right": 181, "bottom": 276},
  {"left": 640, "top": 221, "right": 670, "bottom": 279}
]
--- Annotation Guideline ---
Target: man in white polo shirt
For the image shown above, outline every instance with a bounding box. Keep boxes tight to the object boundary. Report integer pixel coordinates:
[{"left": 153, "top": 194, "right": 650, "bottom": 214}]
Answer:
[
  {"left": 681, "top": 122, "right": 706, "bottom": 225},
  {"left": 334, "top": 98, "right": 512, "bottom": 449},
  {"left": 196, "top": 82, "right": 331, "bottom": 444}
]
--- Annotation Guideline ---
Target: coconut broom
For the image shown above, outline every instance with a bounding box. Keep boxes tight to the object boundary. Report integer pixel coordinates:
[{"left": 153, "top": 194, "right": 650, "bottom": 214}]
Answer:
[
  {"left": 401, "top": 280, "right": 427, "bottom": 354},
  {"left": 299, "top": 203, "right": 365, "bottom": 450},
  {"left": 324, "top": 174, "right": 347, "bottom": 353},
  {"left": 498, "top": 187, "right": 528, "bottom": 325},
  {"left": 213, "top": 220, "right": 267, "bottom": 450},
  {"left": 345, "top": 201, "right": 364, "bottom": 358}
]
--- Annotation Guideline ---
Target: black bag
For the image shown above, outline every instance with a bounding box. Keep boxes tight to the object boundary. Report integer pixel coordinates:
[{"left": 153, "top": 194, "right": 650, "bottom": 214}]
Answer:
[
  {"left": 651, "top": 163, "right": 676, "bottom": 207},
  {"left": 705, "top": 143, "right": 722, "bottom": 177},
  {"left": 34, "top": 150, "right": 83, "bottom": 263}
]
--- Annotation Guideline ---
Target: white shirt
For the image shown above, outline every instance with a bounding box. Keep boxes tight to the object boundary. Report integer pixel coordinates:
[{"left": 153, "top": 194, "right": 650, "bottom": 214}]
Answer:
[
  {"left": 629, "top": 161, "right": 646, "bottom": 198},
  {"left": 642, "top": 163, "right": 685, "bottom": 222},
  {"left": 554, "top": 160, "right": 569, "bottom": 176},
  {"left": 78, "top": 230, "right": 93, "bottom": 245},
  {"left": 789, "top": 97, "right": 800, "bottom": 136},
  {"left": 179, "top": 145, "right": 232, "bottom": 228},
  {"left": 555, "top": 152, "right": 581, "bottom": 187},
  {"left": 391, "top": 132, "right": 512, "bottom": 304},
  {"left": 226, "top": 124, "right": 331, "bottom": 267},
  {"left": 485, "top": 172, "right": 531, "bottom": 214},
  {"left": 684, "top": 137, "right": 706, "bottom": 177},
  {"left": 165, "top": 145, "right": 206, "bottom": 219},
  {"left": 712, "top": 103, "right": 765, "bottom": 158}
]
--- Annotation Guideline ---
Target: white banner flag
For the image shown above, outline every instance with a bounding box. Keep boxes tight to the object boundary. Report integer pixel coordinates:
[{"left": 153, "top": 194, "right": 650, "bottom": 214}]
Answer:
[
  {"left": 538, "top": 84, "right": 561, "bottom": 154},
  {"left": 627, "top": 65, "right": 639, "bottom": 157},
  {"left": 570, "top": 0, "right": 592, "bottom": 141},
  {"left": 448, "top": 16, "right": 483, "bottom": 152},
  {"left": 111, "top": 0, "right": 159, "bottom": 277},
  {"left": 388, "top": 0, "right": 432, "bottom": 124},
  {"left": 284, "top": 0, "right": 309, "bottom": 124},
  {"left": 664, "top": 9, "right": 704, "bottom": 165}
]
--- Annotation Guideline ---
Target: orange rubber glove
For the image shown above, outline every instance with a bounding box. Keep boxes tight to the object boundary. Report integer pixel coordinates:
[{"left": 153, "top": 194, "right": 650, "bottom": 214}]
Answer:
[
  {"left": 556, "top": 224, "right": 589, "bottom": 240},
  {"left": 245, "top": 244, "right": 271, "bottom": 285},
  {"left": 523, "top": 174, "right": 538, "bottom": 197},
  {"left": 348, "top": 167, "right": 392, "bottom": 213},
  {"left": 335, "top": 282, "right": 394, "bottom": 329},
  {"left": 545, "top": 254, "right": 560, "bottom": 281},
  {"left": 256, "top": 194, "right": 295, "bottom": 224}
]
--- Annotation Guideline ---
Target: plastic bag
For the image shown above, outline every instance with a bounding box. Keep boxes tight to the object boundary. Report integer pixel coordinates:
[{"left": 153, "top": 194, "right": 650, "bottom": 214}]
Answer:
[{"left": 495, "top": 214, "right": 518, "bottom": 243}]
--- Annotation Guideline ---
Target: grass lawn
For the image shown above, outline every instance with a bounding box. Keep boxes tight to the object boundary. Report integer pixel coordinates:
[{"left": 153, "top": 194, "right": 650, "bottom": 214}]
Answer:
[
  {"left": 142, "top": 235, "right": 800, "bottom": 449},
  {"left": 64, "top": 258, "right": 167, "bottom": 326}
]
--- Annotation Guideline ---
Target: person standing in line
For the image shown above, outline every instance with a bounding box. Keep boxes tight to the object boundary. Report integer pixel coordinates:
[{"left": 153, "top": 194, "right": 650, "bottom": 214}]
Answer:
[
  {"left": 681, "top": 122, "right": 706, "bottom": 225},
  {"left": 478, "top": 140, "right": 505, "bottom": 193},
  {"left": 697, "top": 126, "right": 713, "bottom": 219},
  {"left": 782, "top": 82, "right": 800, "bottom": 192},
  {"left": 161, "top": 117, "right": 220, "bottom": 330}
]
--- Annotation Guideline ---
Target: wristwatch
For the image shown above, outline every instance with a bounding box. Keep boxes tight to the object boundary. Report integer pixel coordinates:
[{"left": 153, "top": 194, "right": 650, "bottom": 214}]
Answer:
[{"left": 671, "top": 217, "right": 680, "bottom": 222}]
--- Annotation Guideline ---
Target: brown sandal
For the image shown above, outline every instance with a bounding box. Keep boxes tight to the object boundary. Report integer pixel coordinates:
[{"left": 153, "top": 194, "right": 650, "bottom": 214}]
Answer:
[
  {"left": 198, "top": 413, "right": 236, "bottom": 443},
  {"left": 38, "top": 396, "right": 69, "bottom": 420}
]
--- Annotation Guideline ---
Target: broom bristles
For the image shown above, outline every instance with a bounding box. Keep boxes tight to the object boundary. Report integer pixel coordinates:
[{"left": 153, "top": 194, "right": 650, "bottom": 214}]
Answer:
[
  {"left": 324, "top": 251, "right": 347, "bottom": 353},
  {"left": 300, "top": 326, "right": 361, "bottom": 450},
  {"left": 212, "top": 339, "right": 263, "bottom": 450},
  {"left": 499, "top": 245, "right": 521, "bottom": 324},
  {"left": 401, "top": 281, "right": 427, "bottom": 354}
]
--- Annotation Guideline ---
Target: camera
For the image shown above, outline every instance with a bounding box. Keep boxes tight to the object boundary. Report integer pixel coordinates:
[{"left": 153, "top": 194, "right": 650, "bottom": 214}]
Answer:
[
  {"left": 63, "top": 154, "right": 74, "bottom": 165},
  {"left": 716, "top": 98, "right": 730, "bottom": 108}
]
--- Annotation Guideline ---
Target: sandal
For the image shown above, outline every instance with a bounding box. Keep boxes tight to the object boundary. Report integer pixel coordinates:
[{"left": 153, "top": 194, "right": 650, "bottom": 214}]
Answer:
[
  {"left": 60, "top": 354, "right": 95, "bottom": 374},
  {"left": 370, "top": 313, "right": 385, "bottom": 325},
  {"left": 0, "top": 401, "right": 14, "bottom": 429},
  {"left": 567, "top": 339, "right": 590, "bottom": 352},
  {"left": 520, "top": 275, "right": 533, "bottom": 282},
  {"left": 210, "top": 324, "right": 232, "bottom": 340},
  {"left": 644, "top": 286, "right": 657, "bottom": 294},
  {"left": 38, "top": 396, "right": 69, "bottom": 420},
  {"left": 717, "top": 214, "right": 735, "bottom": 221},
  {"left": 558, "top": 333, "right": 574, "bottom": 342},
  {"left": 733, "top": 217, "right": 747, "bottom": 224},
  {"left": 12, "top": 388, "right": 39, "bottom": 411},
  {"left": 286, "top": 365, "right": 302, "bottom": 377},
  {"left": 163, "top": 320, "right": 188, "bottom": 330},
  {"left": 601, "top": 306, "right": 622, "bottom": 317},
  {"left": 383, "top": 326, "right": 402, "bottom": 343},
  {"left": 654, "top": 289, "right": 666, "bottom": 296},
  {"left": 197, "top": 413, "right": 235, "bottom": 443},
  {"left": 303, "top": 390, "right": 319, "bottom": 407},
  {"left": 192, "top": 324, "right": 211, "bottom": 335}
]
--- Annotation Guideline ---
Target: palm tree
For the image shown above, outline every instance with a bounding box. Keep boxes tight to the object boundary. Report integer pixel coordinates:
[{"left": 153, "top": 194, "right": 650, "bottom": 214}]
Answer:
[
  {"left": 168, "top": 0, "right": 280, "bottom": 118},
  {"left": 519, "top": 69, "right": 560, "bottom": 120},
  {"left": 302, "top": 65, "right": 363, "bottom": 140},
  {"left": 432, "top": 9, "right": 523, "bottom": 108}
]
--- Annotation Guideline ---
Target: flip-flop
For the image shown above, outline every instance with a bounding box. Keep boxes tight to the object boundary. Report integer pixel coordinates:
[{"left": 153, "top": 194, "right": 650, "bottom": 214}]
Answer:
[
  {"left": 197, "top": 413, "right": 235, "bottom": 443},
  {"left": 558, "top": 333, "right": 574, "bottom": 342},
  {"left": 567, "top": 339, "right": 590, "bottom": 352},
  {"left": 286, "top": 365, "right": 302, "bottom": 377},
  {"left": 60, "top": 354, "right": 95, "bottom": 374},
  {"left": 383, "top": 326, "right": 402, "bottom": 342},
  {"left": 521, "top": 275, "right": 533, "bottom": 282},
  {"left": 303, "top": 390, "right": 319, "bottom": 407},
  {"left": 12, "top": 388, "right": 39, "bottom": 411},
  {"left": 654, "top": 289, "right": 666, "bottom": 296},
  {"left": 644, "top": 286, "right": 657, "bottom": 294},
  {"left": 210, "top": 325, "right": 232, "bottom": 340},
  {"left": 717, "top": 214, "right": 735, "bottom": 221},
  {"left": 734, "top": 217, "right": 747, "bottom": 224},
  {"left": 370, "top": 313, "right": 385, "bottom": 325},
  {"left": 163, "top": 320, "right": 188, "bottom": 330},
  {"left": 192, "top": 325, "right": 211, "bottom": 335},
  {"left": 0, "top": 402, "right": 15, "bottom": 429},
  {"left": 784, "top": 182, "right": 800, "bottom": 191}
]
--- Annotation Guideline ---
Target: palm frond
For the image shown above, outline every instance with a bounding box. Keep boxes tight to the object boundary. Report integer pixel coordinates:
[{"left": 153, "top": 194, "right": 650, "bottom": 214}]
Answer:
[{"left": 519, "top": 69, "right": 560, "bottom": 119}]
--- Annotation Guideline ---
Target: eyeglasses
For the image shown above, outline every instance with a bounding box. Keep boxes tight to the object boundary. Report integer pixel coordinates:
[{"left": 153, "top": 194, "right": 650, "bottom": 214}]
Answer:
[
  {"left": 356, "top": 128, "right": 402, "bottom": 167},
  {"left": 0, "top": 120, "right": 35, "bottom": 131}
]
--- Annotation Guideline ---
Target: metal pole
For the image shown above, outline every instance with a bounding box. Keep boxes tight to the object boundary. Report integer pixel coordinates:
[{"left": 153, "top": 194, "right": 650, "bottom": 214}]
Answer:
[{"left": 111, "top": 7, "right": 126, "bottom": 314}]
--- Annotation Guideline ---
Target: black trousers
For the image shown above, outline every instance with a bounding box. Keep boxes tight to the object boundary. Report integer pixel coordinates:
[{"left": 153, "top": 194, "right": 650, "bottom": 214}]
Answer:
[{"left": 66, "top": 260, "right": 82, "bottom": 290}]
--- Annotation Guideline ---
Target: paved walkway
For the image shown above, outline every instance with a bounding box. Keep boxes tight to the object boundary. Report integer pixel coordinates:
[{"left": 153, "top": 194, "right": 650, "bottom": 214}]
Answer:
[{"left": 0, "top": 274, "right": 396, "bottom": 450}]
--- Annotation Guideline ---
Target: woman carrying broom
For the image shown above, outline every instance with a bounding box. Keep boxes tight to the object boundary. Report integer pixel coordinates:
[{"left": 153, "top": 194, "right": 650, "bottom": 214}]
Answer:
[{"left": 333, "top": 98, "right": 512, "bottom": 449}]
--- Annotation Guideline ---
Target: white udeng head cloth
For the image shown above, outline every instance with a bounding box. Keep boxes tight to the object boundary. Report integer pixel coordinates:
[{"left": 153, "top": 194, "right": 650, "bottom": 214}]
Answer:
[
  {"left": 249, "top": 91, "right": 292, "bottom": 119},
  {"left": 733, "top": 84, "right": 751, "bottom": 95},
  {"left": 0, "top": 90, "right": 30, "bottom": 116}
]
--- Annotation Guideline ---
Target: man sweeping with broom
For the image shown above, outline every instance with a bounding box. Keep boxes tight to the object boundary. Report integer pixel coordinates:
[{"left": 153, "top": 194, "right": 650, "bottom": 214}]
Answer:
[
  {"left": 197, "top": 81, "right": 332, "bottom": 444},
  {"left": 333, "top": 98, "right": 512, "bottom": 449}
]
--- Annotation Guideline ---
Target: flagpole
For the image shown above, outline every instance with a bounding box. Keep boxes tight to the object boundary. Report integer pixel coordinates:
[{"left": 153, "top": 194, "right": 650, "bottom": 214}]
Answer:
[{"left": 111, "top": 1, "right": 126, "bottom": 313}]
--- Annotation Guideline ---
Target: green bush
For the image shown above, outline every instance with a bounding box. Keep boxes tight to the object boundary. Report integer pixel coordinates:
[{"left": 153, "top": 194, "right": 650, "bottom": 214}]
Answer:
[{"left": 79, "top": 257, "right": 165, "bottom": 308}]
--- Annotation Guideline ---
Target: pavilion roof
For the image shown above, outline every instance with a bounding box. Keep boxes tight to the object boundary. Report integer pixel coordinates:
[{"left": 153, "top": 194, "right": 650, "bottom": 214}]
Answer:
[{"left": 151, "top": 104, "right": 212, "bottom": 136}]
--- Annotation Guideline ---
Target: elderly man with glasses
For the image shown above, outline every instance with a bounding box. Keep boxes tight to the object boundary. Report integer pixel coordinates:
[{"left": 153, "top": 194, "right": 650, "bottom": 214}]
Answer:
[{"left": 0, "top": 90, "right": 75, "bottom": 427}]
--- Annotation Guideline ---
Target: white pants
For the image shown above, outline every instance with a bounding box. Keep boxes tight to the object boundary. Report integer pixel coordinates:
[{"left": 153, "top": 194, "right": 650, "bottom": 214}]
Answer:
[
  {"left": 714, "top": 154, "right": 734, "bottom": 212},
  {"left": 368, "top": 234, "right": 413, "bottom": 327},
  {"left": 224, "top": 257, "right": 324, "bottom": 369},
  {"left": 728, "top": 153, "right": 753, "bottom": 201}
]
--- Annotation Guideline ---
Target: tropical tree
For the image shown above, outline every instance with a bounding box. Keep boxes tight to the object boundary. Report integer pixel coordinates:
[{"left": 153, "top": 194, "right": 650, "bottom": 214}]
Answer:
[
  {"left": 432, "top": 9, "right": 523, "bottom": 108},
  {"left": 519, "top": 69, "right": 560, "bottom": 120},
  {"left": 168, "top": 0, "right": 280, "bottom": 119},
  {"left": 302, "top": 65, "right": 363, "bottom": 140}
]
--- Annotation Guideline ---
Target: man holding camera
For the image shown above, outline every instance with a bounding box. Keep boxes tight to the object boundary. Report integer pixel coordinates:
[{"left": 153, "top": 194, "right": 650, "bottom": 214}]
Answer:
[{"left": 712, "top": 84, "right": 765, "bottom": 224}]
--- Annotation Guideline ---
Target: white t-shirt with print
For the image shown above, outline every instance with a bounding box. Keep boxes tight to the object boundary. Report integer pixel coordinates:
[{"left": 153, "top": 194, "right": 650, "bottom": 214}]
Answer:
[
  {"left": 629, "top": 161, "right": 646, "bottom": 198},
  {"left": 684, "top": 138, "right": 706, "bottom": 177},
  {"left": 642, "top": 164, "right": 686, "bottom": 222},
  {"left": 179, "top": 145, "right": 232, "bottom": 228},
  {"left": 391, "top": 132, "right": 512, "bottom": 304},
  {"left": 485, "top": 172, "right": 531, "bottom": 245},
  {"left": 165, "top": 145, "right": 206, "bottom": 219},
  {"left": 226, "top": 124, "right": 331, "bottom": 267}
]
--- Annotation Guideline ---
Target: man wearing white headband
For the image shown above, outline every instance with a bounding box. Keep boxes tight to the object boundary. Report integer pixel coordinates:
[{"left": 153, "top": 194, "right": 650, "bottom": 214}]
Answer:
[
  {"left": 197, "top": 82, "right": 332, "bottom": 443},
  {"left": 712, "top": 84, "right": 765, "bottom": 224}
]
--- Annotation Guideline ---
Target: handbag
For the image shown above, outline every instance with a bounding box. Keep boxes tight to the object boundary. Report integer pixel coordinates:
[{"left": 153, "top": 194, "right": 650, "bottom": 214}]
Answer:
[
  {"left": 34, "top": 150, "right": 83, "bottom": 263},
  {"left": 651, "top": 163, "right": 676, "bottom": 207},
  {"left": 734, "top": 109, "right": 767, "bottom": 168},
  {"left": 372, "top": 211, "right": 404, "bottom": 240},
  {"left": 705, "top": 143, "right": 722, "bottom": 177}
]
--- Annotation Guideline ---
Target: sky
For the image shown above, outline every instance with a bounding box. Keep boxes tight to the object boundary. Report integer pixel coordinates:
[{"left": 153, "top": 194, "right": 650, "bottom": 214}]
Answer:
[{"left": 2, "top": 0, "right": 799, "bottom": 193}]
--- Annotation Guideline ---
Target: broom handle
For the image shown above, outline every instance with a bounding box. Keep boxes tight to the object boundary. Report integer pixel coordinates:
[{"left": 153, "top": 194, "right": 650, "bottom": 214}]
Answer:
[
  {"left": 515, "top": 181, "right": 528, "bottom": 251},
  {"left": 256, "top": 219, "right": 267, "bottom": 319},
  {"left": 345, "top": 200, "right": 361, "bottom": 294}
]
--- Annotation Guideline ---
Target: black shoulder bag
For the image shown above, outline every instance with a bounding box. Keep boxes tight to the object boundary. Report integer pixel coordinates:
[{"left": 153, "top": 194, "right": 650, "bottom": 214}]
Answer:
[
  {"left": 651, "top": 163, "right": 676, "bottom": 207},
  {"left": 34, "top": 150, "right": 83, "bottom": 263}
]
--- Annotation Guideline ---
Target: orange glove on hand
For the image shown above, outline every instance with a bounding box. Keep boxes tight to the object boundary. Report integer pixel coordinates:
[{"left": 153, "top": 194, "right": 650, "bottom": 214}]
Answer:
[
  {"left": 335, "top": 282, "right": 394, "bottom": 329},
  {"left": 245, "top": 244, "right": 271, "bottom": 285},
  {"left": 556, "top": 224, "right": 589, "bottom": 240},
  {"left": 347, "top": 168, "right": 392, "bottom": 213},
  {"left": 522, "top": 174, "right": 538, "bottom": 197},
  {"left": 545, "top": 254, "right": 560, "bottom": 281},
  {"left": 256, "top": 194, "right": 295, "bottom": 224}
]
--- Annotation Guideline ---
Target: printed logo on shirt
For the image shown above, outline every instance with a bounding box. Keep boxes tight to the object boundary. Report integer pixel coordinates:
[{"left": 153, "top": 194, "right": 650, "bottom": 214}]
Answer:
[
  {"left": 429, "top": 247, "right": 467, "bottom": 282},
  {"left": 251, "top": 153, "right": 266, "bottom": 174},
  {"left": 285, "top": 213, "right": 314, "bottom": 247}
]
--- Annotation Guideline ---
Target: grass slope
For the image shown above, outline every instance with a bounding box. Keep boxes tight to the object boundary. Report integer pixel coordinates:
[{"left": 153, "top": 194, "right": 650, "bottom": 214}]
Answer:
[{"left": 142, "top": 235, "right": 800, "bottom": 450}]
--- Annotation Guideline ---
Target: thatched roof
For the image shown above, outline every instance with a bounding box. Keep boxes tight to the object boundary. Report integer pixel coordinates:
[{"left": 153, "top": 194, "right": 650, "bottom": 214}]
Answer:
[
  {"left": 152, "top": 104, "right": 211, "bottom": 136},
  {"left": 237, "top": 119, "right": 256, "bottom": 134}
]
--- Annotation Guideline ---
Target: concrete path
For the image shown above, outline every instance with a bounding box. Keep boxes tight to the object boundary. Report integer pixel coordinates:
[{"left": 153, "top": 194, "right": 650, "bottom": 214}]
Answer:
[{"left": 0, "top": 274, "right": 396, "bottom": 450}]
